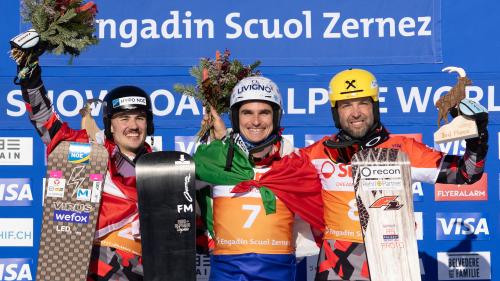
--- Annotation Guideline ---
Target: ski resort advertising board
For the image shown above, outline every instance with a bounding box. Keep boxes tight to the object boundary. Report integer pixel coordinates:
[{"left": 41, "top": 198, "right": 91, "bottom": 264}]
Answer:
[{"left": 34, "top": 0, "right": 442, "bottom": 66}]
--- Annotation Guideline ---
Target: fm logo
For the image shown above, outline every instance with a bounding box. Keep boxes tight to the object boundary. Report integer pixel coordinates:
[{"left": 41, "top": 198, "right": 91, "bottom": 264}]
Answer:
[
  {"left": 177, "top": 204, "right": 193, "bottom": 213},
  {"left": 436, "top": 213, "right": 490, "bottom": 240},
  {"left": 369, "top": 196, "right": 403, "bottom": 210},
  {"left": 0, "top": 258, "right": 32, "bottom": 281},
  {"left": 0, "top": 178, "right": 33, "bottom": 206}
]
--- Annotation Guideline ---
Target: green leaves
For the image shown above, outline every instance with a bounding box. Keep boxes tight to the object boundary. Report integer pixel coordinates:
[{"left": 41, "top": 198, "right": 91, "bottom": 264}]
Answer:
[{"left": 22, "top": 0, "right": 99, "bottom": 58}]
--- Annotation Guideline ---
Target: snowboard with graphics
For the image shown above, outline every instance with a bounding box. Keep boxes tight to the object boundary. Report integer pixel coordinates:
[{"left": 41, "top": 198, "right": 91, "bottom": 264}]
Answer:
[
  {"left": 136, "top": 151, "right": 196, "bottom": 281},
  {"left": 37, "top": 141, "right": 108, "bottom": 281},
  {"left": 351, "top": 148, "right": 421, "bottom": 281}
]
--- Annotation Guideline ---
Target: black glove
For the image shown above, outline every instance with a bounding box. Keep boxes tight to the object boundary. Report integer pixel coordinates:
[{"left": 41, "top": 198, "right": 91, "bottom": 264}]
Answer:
[
  {"left": 452, "top": 99, "right": 489, "bottom": 154},
  {"left": 10, "top": 29, "right": 45, "bottom": 85}
]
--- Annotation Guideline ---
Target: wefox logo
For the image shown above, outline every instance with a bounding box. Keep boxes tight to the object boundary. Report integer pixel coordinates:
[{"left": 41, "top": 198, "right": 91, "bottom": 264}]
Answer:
[
  {"left": 0, "top": 178, "right": 32, "bottom": 206},
  {"left": 436, "top": 213, "right": 490, "bottom": 240},
  {"left": 53, "top": 210, "right": 89, "bottom": 224},
  {"left": 0, "top": 258, "right": 33, "bottom": 281}
]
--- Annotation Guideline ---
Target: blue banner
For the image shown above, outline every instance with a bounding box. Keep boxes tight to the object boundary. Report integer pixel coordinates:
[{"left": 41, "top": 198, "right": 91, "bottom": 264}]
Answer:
[{"left": 34, "top": 0, "right": 442, "bottom": 66}]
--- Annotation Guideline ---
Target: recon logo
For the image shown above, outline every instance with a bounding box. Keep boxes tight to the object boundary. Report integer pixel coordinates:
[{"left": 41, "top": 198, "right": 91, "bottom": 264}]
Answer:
[{"left": 361, "top": 166, "right": 401, "bottom": 179}]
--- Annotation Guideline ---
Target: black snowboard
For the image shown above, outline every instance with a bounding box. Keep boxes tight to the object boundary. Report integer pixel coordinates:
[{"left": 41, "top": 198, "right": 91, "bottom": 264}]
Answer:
[{"left": 136, "top": 151, "right": 196, "bottom": 281}]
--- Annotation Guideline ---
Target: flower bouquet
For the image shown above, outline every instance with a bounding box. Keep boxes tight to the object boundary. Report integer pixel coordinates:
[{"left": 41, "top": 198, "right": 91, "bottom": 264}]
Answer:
[
  {"left": 174, "top": 49, "right": 261, "bottom": 139},
  {"left": 10, "top": 0, "right": 99, "bottom": 79}
]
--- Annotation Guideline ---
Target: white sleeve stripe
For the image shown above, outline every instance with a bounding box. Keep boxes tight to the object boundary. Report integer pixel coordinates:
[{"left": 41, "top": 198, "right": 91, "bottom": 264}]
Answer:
[{"left": 411, "top": 166, "right": 440, "bottom": 184}]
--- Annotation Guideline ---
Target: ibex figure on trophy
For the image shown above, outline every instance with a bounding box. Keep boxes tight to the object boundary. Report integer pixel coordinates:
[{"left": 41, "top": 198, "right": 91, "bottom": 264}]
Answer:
[{"left": 436, "top": 66, "right": 472, "bottom": 128}]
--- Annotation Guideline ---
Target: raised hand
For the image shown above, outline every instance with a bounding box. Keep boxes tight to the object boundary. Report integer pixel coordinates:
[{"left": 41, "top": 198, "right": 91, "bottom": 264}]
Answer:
[{"left": 201, "top": 106, "right": 227, "bottom": 140}]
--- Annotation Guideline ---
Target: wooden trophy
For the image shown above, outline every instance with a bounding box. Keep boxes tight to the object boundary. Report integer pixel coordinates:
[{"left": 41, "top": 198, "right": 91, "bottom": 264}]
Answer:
[{"left": 434, "top": 66, "right": 478, "bottom": 144}]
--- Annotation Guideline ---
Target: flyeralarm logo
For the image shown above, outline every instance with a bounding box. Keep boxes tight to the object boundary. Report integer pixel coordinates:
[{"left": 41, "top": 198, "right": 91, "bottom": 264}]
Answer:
[{"left": 435, "top": 173, "right": 488, "bottom": 201}]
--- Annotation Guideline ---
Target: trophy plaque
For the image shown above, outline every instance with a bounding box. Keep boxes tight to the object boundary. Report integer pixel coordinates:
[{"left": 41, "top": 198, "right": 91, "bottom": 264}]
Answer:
[{"left": 434, "top": 66, "right": 478, "bottom": 144}]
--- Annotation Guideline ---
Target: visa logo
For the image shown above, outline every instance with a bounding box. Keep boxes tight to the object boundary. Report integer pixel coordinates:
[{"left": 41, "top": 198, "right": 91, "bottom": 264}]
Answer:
[
  {"left": 67, "top": 143, "right": 91, "bottom": 164},
  {"left": 175, "top": 136, "right": 198, "bottom": 155},
  {"left": 53, "top": 210, "right": 90, "bottom": 224},
  {"left": 434, "top": 139, "right": 466, "bottom": 156},
  {"left": 0, "top": 179, "right": 32, "bottom": 206},
  {"left": 436, "top": 213, "right": 489, "bottom": 240},
  {"left": 0, "top": 258, "right": 32, "bottom": 280},
  {"left": 412, "top": 182, "right": 424, "bottom": 202}
]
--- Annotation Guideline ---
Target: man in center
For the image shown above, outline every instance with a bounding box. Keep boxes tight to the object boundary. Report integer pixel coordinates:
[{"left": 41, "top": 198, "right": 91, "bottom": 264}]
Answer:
[{"left": 194, "top": 76, "right": 323, "bottom": 281}]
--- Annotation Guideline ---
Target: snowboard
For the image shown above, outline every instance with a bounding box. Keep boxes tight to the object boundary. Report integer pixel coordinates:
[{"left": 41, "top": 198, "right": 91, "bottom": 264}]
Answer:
[
  {"left": 351, "top": 148, "right": 421, "bottom": 281},
  {"left": 37, "top": 141, "right": 108, "bottom": 281},
  {"left": 136, "top": 151, "right": 196, "bottom": 281}
]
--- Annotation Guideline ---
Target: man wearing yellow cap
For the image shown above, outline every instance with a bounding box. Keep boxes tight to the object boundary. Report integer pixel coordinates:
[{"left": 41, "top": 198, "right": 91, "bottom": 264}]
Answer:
[{"left": 299, "top": 69, "right": 489, "bottom": 280}]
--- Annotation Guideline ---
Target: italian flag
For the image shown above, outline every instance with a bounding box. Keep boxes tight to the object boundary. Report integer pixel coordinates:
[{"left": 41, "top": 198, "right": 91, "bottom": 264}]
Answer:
[{"left": 194, "top": 140, "right": 324, "bottom": 236}]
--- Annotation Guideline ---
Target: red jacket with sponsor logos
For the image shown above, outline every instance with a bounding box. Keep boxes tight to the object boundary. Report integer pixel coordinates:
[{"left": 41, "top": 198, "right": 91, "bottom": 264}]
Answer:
[
  {"left": 46, "top": 123, "right": 150, "bottom": 248},
  {"left": 300, "top": 135, "right": 444, "bottom": 243},
  {"left": 19, "top": 68, "right": 150, "bottom": 278}
]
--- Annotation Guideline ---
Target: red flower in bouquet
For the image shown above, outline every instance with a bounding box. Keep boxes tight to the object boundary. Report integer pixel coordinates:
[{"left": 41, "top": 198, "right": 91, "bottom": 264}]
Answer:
[{"left": 76, "top": 1, "right": 97, "bottom": 15}]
